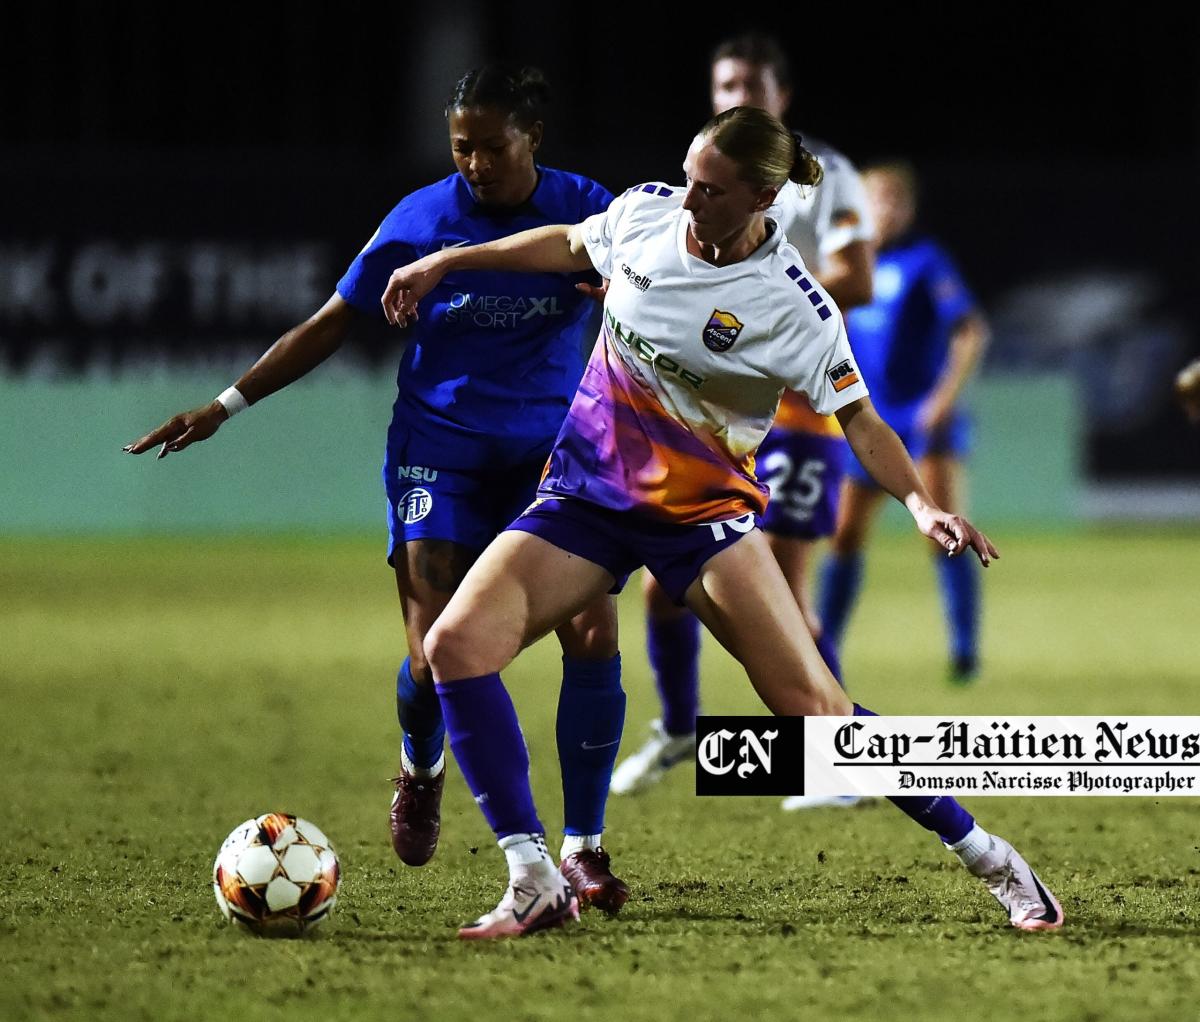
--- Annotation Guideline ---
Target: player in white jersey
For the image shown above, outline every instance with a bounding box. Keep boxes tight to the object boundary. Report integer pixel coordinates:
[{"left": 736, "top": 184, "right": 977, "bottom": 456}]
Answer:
[
  {"left": 613, "top": 33, "right": 877, "bottom": 796},
  {"left": 378, "top": 107, "right": 1060, "bottom": 940}
]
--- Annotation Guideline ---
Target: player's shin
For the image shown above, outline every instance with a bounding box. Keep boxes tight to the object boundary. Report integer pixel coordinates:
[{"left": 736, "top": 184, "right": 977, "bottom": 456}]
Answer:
[
  {"left": 556, "top": 653, "right": 625, "bottom": 844},
  {"left": 853, "top": 703, "right": 975, "bottom": 843},
  {"left": 396, "top": 657, "right": 446, "bottom": 774},
  {"left": 435, "top": 674, "right": 544, "bottom": 839},
  {"left": 935, "top": 553, "right": 980, "bottom": 678},
  {"left": 647, "top": 612, "right": 701, "bottom": 736},
  {"left": 819, "top": 552, "right": 864, "bottom": 649}
]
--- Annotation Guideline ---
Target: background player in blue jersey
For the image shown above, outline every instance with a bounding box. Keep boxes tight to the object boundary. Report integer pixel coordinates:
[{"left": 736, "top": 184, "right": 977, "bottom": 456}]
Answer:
[
  {"left": 819, "top": 161, "right": 990, "bottom": 683},
  {"left": 124, "top": 65, "right": 630, "bottom": 912},
  {"left": 612, "top": 33, "right": 877, "bottom": 795}
]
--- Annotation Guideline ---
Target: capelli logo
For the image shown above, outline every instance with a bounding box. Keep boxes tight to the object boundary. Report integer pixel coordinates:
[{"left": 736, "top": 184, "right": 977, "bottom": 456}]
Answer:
[
  {"left": 695, "top": 716, "right": 805, "bottom": 796},
  {"left": 620, "top": 262, "right": 652, "bottom": 292}
]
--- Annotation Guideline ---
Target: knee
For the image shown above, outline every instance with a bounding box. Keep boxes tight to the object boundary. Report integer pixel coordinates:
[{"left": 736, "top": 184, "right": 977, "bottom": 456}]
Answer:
[
  {"left": 559, "top": 599, "right": 619, "bottom": 659},
  {"left": 424, "top": 617, "right": 480, "bottom": 682}
]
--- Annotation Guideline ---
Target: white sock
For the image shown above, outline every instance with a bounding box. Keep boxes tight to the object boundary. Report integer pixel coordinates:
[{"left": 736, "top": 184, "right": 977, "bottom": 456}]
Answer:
[
  {"left": 946, "top": 823, "right": 994, "bottom": 870},
  {"left": 498, "top": 833, "right": 555, "bottom": 880},
  {"left": 400, "top": 747, "right": 445, "bottom": 779},
  {"left": 560, "top": 834, "right": 602, "bottom": 859}
]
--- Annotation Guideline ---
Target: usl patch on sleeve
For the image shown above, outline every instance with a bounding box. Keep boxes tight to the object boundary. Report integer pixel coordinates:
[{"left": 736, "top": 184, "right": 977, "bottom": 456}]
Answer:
[{"left": 827, "top": 359, "right": 861, "bottom": 392}]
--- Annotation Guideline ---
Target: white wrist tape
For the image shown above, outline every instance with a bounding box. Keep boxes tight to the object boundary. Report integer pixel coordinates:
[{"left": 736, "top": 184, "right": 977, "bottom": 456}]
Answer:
[{"left": 215, "top": 386, "right": 249, "bottom": 418}]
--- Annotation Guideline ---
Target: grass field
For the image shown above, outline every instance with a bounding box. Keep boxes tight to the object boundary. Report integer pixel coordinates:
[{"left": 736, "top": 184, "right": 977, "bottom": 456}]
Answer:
[{"left": 2, "top": 529, "right": 1199, "bottom": 1021}]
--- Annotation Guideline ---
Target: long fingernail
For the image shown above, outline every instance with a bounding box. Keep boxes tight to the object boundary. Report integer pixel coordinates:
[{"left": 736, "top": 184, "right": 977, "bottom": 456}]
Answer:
[{"left": 122, "top": 444, "right": 132, "bottom": 452}]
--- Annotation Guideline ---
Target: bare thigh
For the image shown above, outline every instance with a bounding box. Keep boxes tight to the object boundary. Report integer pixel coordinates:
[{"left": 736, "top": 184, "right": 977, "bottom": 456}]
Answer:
[
  {"left": 424, "top": 532, "right": 616, "bottom": 682},
  {"left": 392, "top": 539, "right": 478, "bottom": 684},
  {"left": 684, "top": 530, "right": 853, "bottom": 716},
  {"left": 764, "top": 533, "right": 820, "bottom": 635}
]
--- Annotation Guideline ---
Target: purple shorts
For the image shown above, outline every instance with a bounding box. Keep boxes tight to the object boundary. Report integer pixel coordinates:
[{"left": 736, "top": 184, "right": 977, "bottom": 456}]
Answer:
[
  {"left": 506, "top": 497, "right": 762, "bottom": 605},
  {"left": 757, "top": 429, "right": 848, "bottom": 540}
]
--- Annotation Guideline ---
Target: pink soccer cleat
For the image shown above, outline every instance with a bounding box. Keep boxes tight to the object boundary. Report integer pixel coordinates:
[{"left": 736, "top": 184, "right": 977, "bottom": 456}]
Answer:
[
  {"left": 458, "top": 871, "right": 580, "bottom": 940},
  {"left": 969, "top": 835, "right": 1064, "bottom": 931}
]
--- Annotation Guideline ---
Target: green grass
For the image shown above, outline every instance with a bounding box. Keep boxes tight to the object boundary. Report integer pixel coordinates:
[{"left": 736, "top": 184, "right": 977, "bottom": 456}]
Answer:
[{"left": 2, "top": 529, "right": 1199, "bottom": 1021}]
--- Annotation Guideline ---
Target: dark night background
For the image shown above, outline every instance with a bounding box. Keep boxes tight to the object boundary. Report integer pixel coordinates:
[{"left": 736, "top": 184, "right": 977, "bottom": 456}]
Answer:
[{"left": 2, "top": 3, "right": 1198, "bottom": 479}]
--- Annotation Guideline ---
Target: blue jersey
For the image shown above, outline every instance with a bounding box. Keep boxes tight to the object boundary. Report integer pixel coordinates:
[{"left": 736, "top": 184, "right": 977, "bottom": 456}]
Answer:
[
  {"left": 846, "top": 234, "right": 977, "bottom": 412},
  {"left": 338, "top": 168, "right": 613, "bottom": 472}
]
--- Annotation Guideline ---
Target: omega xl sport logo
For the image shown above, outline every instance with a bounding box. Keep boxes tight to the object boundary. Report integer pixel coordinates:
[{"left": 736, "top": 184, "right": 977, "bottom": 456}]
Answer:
[
  {"left": 695, "top": 716, "right": 805, "bottom": 796},
  {"left": 702, "top": 309, "right": 744, "bottom": 352},
  {"left": 446, "top": 293, "right": 564, "bottom": 328}
]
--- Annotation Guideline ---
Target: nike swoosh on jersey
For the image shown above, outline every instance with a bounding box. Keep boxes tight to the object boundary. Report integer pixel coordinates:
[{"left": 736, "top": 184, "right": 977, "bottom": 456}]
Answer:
[{"left": 441, "top": 240, "right": 470, "bottom": 249}]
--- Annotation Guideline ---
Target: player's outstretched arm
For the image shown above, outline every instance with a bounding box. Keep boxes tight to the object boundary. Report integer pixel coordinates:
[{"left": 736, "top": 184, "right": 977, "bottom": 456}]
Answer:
[
  {"left": 382, "top": 224, "right": 593, "bottom": 327},
  {"left": 124, "top": 294, "right": 355, "bottom": 460},
  {"left": 836, "top": 397, "right": 999, "bottom": 566}
]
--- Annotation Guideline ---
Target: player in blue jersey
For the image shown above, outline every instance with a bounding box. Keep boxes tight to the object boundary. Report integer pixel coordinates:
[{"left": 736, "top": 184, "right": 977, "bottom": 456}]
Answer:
[
  {"left": 819, "top": 161, "right": 990, "bottom": 683},
  {"left": 123, "top": 65, "right": 630, "bottom": 912}
]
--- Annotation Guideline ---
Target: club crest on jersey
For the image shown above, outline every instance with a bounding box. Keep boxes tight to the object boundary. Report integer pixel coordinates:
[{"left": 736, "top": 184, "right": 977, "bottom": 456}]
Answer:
[
  {"left": 827, "top": 359, "right": 861, "bottom": 392},
  {"left": 702, "top": 309, "right": 744, "bottom": 352}
]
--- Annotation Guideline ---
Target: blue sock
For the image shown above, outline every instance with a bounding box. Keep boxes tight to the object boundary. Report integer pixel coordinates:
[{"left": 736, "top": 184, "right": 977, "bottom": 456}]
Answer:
[
  {"left": 396, "top": 657, "right": 445, "bottom": 770},
  {"left": 557, "top": 654, "right": 625, "bottom": 836},
  {"left": 819, "top": 552, "right": 864, "bottom": 648},
  {"left": 436, "top": 674, "right": 543, "bottom": 839},
  {"left": 935, "top": 552, "right": 980, "bottom": 663},
  {"left": 647, "top": 613, "right": 701, "bottom": 737},
  {"left": 853, "top": 704, "right": 975, "bottom": 844},
  {"left": 814, "top": 629, "right": 844, "bottom": 688}
]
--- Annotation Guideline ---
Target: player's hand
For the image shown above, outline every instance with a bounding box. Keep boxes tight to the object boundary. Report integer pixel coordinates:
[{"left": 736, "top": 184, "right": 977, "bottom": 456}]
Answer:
[
  {"left": 381, "top": 254, "right": 449, "bottom": 327},
  {"left": 575, "top": 278, "right": 609, "bottom": 304},
  {"left": 915, "top": 392, "right": 953, "bottom": 433},
  {"left": 1175, "top": 358, "right": 1200, "bottom": 424},
  {"left": 910, "top": 501, "right": 999, "bottom": 567},
  {"left": 123, "top": 402, "right": 228, "bottom": 460}
]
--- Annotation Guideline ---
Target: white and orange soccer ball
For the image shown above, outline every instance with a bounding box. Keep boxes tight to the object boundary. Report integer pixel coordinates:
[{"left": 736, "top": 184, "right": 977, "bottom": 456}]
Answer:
[{"left": 212, "top": 813, "right": 341, "bottom": 936}]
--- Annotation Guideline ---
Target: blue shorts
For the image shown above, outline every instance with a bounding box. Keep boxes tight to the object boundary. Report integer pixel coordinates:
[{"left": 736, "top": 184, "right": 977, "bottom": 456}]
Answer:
[
  {"left": 385, "top": 459, "right": 545, "bottom": 564},
  {"left": 846, "top": 408, "right": 972, "bottom": 487},
  {"left": 506, "top": 497, "right": 761, "bottom": 606},
  {"left": 757, "top": 429, "right": 847, "bottom": 540}
]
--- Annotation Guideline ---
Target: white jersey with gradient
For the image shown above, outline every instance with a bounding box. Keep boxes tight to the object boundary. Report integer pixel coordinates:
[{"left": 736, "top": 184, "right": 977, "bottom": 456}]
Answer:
[
  {"left": 536, "top": 183, "right": 869, "bottom": 525},
  {"left": 769, "top": 136, "right": 875, "bottom": 436}
]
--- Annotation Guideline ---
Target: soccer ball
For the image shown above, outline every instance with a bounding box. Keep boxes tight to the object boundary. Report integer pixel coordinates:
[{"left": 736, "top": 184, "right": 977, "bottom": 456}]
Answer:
[{"left": 212, "top": 813, "right": 341, "bottom": 936}]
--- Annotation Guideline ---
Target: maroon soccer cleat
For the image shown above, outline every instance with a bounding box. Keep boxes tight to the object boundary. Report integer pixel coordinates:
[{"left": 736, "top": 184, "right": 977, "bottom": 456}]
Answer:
[
  {"left": 559, "top": 847, "right": 630, "bottom": 914},
  {"left": 389, "top": 766, "right": 444, "bottom": 866}
]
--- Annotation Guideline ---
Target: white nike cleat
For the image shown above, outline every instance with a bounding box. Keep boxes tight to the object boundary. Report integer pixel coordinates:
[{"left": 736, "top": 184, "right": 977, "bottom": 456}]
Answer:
[
  {"left": 966, "top": 835, "right": 1064, "bottom": 931},
  {"left": 780, "top": 794, "right": 865, "bottom": 811},
  {"left": 609, "top": 720, "right": 694, "bottom": 795},
  {"left": 457, "top": 869, "right": 580, "bottom": 940}
]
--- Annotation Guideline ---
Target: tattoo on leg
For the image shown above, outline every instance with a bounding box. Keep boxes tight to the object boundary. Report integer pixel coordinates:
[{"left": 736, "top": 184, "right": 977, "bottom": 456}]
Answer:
[{"left": 411, "top": 540, "right": 476, "bottom": 594}]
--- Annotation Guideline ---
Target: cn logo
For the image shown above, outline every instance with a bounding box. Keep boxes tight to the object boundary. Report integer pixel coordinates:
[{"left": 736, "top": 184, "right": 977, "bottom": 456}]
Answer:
[
  {"left": 698, "top": 728, "right": 778, "bottom": 779},
  {"left": 695, "top": 716, "right": 805, "bottom": 796}
]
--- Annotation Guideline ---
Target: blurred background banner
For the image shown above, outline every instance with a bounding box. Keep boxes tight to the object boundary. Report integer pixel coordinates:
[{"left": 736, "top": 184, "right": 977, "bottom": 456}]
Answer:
[{"left": 2, "top": 5, "right": 1197, "bottom": 525}]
